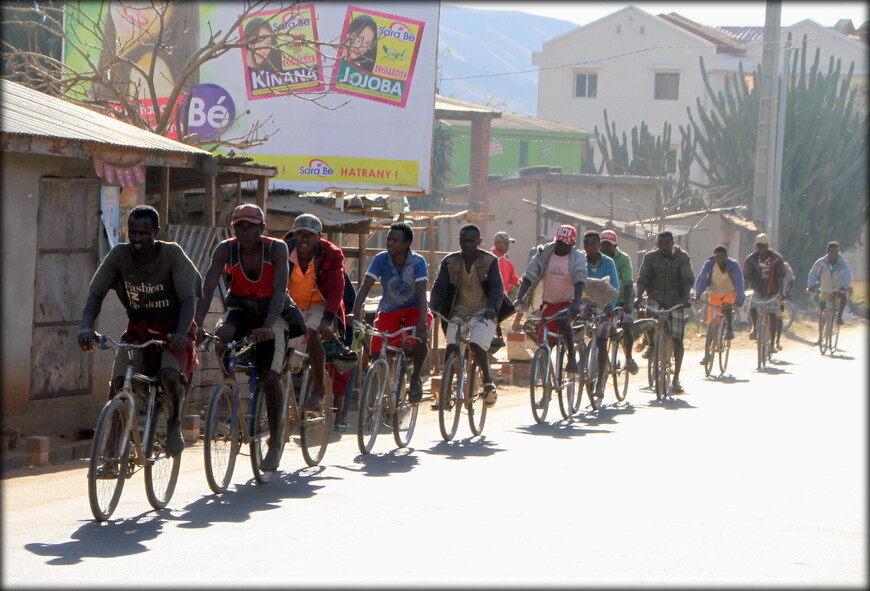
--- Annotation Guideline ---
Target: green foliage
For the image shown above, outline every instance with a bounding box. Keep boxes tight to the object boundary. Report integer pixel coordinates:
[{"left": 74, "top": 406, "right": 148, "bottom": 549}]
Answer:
[
  {"left": 687, "top": 38, "right": 868, "bottom": 282},
  {"left": 421, "top": 124, "right": 454, "bottom": 210}
]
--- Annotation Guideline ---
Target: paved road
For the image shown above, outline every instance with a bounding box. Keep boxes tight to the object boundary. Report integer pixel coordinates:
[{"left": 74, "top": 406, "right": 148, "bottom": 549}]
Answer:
[{"left": 3, "top": 326, "right": 865, "bottom": 587}]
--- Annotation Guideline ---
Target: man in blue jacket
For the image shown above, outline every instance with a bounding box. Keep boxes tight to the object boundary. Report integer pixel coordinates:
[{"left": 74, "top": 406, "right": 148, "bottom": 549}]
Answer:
[{"left": 693, "top": 245, "right": 745, "bottom": 364}]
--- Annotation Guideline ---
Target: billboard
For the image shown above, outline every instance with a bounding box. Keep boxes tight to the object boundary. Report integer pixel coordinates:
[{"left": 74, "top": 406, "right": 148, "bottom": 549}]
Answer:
[{"left": 64, "top": 2, "right": 439, "bottom": 194}]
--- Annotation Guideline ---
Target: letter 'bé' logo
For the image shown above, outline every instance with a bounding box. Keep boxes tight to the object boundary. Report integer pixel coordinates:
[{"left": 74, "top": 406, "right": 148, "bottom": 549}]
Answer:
[{"left": 299, "top": 159, "right": 335, "bottom": 177}]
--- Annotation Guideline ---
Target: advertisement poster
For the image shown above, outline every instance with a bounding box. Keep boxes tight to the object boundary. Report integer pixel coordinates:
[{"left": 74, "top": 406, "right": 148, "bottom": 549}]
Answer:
[
  {"left": 100, "top": 186, "right": 120, "bottom": 248},
  {"left": 118, "top": 188, "right": 140, "bottom": 243},
  {"left": 64, "top": 2, "right": 439, "bottom": 194},
  {"left": 331, "top": 7, "right": 425, "bottom": 108}
]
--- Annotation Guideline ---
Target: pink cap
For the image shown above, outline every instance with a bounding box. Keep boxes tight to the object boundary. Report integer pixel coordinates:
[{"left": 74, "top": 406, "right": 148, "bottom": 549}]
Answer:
[{"left": 555, "top": 224, "right": 577, "bottom": 246}]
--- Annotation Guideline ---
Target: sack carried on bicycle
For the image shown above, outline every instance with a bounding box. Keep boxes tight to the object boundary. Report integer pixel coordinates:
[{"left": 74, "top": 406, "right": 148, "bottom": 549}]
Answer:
[{"left": 322, "top": 338, "right": 358, "bottom": 373}]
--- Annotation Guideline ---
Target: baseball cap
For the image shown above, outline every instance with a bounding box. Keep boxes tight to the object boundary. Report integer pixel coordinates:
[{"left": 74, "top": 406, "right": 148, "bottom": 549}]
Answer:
[
  {"left": 600, "top": 229, "right": 618, "bottom": 244},
  {"left": 294, "top": 213, "right": 323, "bottom": 235},
  {"left": 755, "top": 233, "right": 769, "bottom": 245},
  {"left": 554, "top": 224, "right": 577, "bottom": 246},
  {"left": 231, "top": 203, "right": 264, "bottom": 225},
  {"left": 493, "top": 231, "right": 515, "bottom": 243}
]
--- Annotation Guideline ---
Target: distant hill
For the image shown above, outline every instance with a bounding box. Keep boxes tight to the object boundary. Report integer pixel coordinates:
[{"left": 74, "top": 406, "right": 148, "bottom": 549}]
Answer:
[{"left": 437, "top": 4, "right": 577, "bottom": 116}]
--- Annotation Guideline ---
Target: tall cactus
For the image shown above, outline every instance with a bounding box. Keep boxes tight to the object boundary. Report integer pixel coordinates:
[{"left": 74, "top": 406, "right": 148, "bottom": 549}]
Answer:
[{"left": 686, "top": 36, "right": 867, "bottom": 285}]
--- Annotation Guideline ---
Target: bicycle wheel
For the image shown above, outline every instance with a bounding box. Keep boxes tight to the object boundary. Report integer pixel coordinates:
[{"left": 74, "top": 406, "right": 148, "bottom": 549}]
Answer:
[
  {"left": 818, "top": 309, "right": 829, "bottom": 355},
  {"left": 439, "top": 353, "right": 463, "bottom": 441},
  {"left": 300, "top": 371, "right": 333, "bottom": 466},
  {"left": 87, "top": 398, "right": 130, "bottom": 522},
  {"left": 757, "top": 315, "right": 768, "bottom": 369},
  {"left": 529, "top": 346, "right": 551, "bottom": 423},
  {"left": 654, "top": 333, "right": 671, "bottom": 400},
  {"left": 829, "top": 300, "right": 840, "bottom": 354},
  {"left": 569, "top": 343, "right": 586, "bottom": 414},
  {"left": 610, "top": 337, "right": 629, "bottom": 401},
  {"left": 781, "top": 301, "right": 794, "bottom": 331},
  {"left": 392, "top": 360, "right": 419, "bottom": 448},
  {"left": 357, "top": 362, "right": 386, "bottom": 454},
  {"left": 203, "top": 383, "right": 240, "bottom": 494},
  {"left": 585, "top": 341, "right": 601, "bottom": 410},
  {"left": 466, "top": 358, "right": 487, "bottom": 436},
  {"left": 646, "top": 346, "right": 654, "bottom": 389},
  {"left": 250, "top": 387, "right": 271, "bottom": 482},
  {"left": 144, "top": 399, "right": 180, "bottom": 510},
  {"left": 703, "top": 323, "right": 717, "bottom": 377},
  {"left": 718, "top": 324, "right": 731, "bottom": 375},
  {"left": 557, "top": 345, "right": 576, "bottom": 419}
]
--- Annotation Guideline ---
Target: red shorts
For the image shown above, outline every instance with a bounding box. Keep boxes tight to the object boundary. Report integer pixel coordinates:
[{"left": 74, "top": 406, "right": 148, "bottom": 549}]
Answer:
[
  {"left": 537, "top": 301, "right": 572, "bottom": 344},
  {"left": 371, "top": 306, "right": 433, "bottom": 352}
]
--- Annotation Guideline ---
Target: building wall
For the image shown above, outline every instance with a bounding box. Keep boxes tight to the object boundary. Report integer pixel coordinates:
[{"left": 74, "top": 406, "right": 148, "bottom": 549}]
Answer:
[
  {"left": 1, "top": 152, "right": 126, "bottom": 437},
  {"left": 446, "top": 125, "right": 588, "bottom": 185}
]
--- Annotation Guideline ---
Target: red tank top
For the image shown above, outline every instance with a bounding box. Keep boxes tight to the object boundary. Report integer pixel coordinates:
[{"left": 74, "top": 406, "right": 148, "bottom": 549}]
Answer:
[{"left": 225, "top": 236, "right": 276, "bottom": 302}]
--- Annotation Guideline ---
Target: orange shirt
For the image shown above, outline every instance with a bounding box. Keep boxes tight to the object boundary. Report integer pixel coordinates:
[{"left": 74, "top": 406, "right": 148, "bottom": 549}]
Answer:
[{"left": 288, "top": 250, "right": 324, "bottom": 310}]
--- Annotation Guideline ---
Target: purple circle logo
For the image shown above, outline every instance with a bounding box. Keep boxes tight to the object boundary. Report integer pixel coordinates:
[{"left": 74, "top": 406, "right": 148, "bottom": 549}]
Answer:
[{"left": 186, "top": 84, "right": 235, "bottom": 142}]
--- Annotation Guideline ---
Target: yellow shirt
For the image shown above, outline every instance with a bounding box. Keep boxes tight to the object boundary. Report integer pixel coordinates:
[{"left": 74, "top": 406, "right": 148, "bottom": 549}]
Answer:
[
  {"left": 452, "top": 261, "right": 487, "bottom": 320},
  {"left": 288, "top": 251, "right": 324, "bottom": 310},
  {"left": 710, "top": 263, "right": 734, "bottom": 295}
]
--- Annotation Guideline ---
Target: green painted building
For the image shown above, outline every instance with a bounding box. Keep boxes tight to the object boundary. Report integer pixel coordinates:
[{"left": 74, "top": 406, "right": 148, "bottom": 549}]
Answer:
[{"left": 436, "top": 95, "right": 593, "bottom": 185}]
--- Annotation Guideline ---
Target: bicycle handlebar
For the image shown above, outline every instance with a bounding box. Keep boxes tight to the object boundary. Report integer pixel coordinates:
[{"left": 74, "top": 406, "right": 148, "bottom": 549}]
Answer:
[
  {"left": 515, "top": 308, "right": 569, "bottom": 322},
  {"left": 644, "top": 303, "right": 685, "bottom": 315},
  {"left": 94, "top": 333, "right": 166, "bottom": 350},
  {"left": 353, "top": 319, "right": 420, "bottom": 342}
]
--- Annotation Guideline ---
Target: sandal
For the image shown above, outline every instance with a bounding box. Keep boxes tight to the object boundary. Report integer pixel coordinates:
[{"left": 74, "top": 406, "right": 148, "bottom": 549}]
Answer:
[{"left": 483, "top": 383, "right": 497, "bottom": 408}]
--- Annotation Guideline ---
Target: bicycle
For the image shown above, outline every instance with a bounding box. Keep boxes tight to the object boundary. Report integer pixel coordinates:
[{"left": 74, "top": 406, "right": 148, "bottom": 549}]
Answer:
[
  {"left": 354, "top": 320, "right": 420, "bottom": 454},
  {"left": 701, "top": 301, "right": 735, "bottom": 377},
  {"left": 739, "top": 290, "right": 795, "bottom": 332},
  {"left": 202, "top": 332, "right": 333, "bottom": 494},
  {"left": 815, "top": 289, "right": 844, "bottom": 356},
  {"left": 642, "top": 301, "right": 685, "bottom": 400},
  {"left": 432, "top": 311, "right": 489, "bottom": 441},
  {"left": 517, "top": 308, "right": 581, "bottom": 422},
  {"left": 86, "top": 334, "right": 181, "bottom": 522},
  {"left": 604, "top": 307, "right": 631, "bottom": 402},
  {"left": 751, "top": 295, "right": 779, "bottom": 370},
  {"left": 575, "top": 305, "right": 609, "bottom": 411}
]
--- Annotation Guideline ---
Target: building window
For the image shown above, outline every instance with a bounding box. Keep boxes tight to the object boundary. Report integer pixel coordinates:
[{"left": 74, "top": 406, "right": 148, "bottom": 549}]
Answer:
[
  {"left": 666, "top": 149, "right": 677, "bottom": 174},
  {"left": 616, "top": 24, "right": 621, "bottom": 33},
  {"left": 639, "top": 25, "right": 645, "bottom": 34},
  {"left": 519, "top": 140, "right": 528, "bottom": 167},
  {"left": 654, "top": 72, "right": 680, "bottom": 100},
  {"left": 574, "top": 72, "right": 598, "bottom": 98}
]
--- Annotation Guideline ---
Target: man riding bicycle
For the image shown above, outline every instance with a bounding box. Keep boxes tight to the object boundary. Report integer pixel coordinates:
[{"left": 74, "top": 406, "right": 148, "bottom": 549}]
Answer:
[
  {"left": 743, "top": 233, "right": 786, "bottom": 346},
  {"left": 195, "top": 204, "right": 307, "bottom": 472},
  {"left": 806, "top": 240, "right": 852, "bottom": 329},
  {"left": 635, "top": 231, "right": 694, "bottom": 394},
  {"left": 580, "top": 230, "right": 619, "bottom": 396},
  {"left": 352, "top": 222, "right": 432, "bottom": 403},
  {"left": 430, "top": 224, "right": 512, "bottom": 409},
  {"left": 599, "top": 229, "right": 638, "bottom": 375},
  {"left": 514, "top": 224, "right": 587, "bottom": 375},
  {"left": 693, "top": 245, "right": 745, "bottom": 365},
  {"left": 79, "top": 205, "right": 202, "bottom": 458}
]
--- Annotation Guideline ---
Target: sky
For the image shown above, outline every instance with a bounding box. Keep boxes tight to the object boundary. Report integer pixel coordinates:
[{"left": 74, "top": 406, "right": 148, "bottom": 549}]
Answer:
[{"left": 450, "top": 2, "right": 869, "bottom": 29}]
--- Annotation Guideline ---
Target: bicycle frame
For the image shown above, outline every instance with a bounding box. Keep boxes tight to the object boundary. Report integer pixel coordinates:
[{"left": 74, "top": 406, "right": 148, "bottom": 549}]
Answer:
[
  {"left": 356, "top": 321, "right": 418, "bottom": 416},
  {"left": 751, "top": 295, "right": 779, "bottom": 368},
  {"left": 644, "top": 302, "right": 683, "bottom": 399}
]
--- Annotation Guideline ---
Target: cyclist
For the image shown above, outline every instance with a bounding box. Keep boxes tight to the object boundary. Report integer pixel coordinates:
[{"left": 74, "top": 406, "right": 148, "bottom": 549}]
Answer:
[
  {"left": 430, "top": 224, "right": 511, "bottom": 409},
  {"left": 693, "top": 245, "right": 745, "bottom": 365},
  {"left": 806, "top": 240, "right": 852, "bottom": 329},
  {"left": 599, "top": 229, "right": 639, "bottom": 375},
  {"left": 514, "top": 224, "right": 587, "bottom": 377},
  {"left": 490, "top": 231, "right": 521, "bottom": 350},
  {"left": 580, "top": 230, "right": 619, "bottom": 396},
  {"left": 634, "top": 230, "right": 694, "bottom": 394},
  {"left": 283, "top": 214, "right": 350, "bottom": 418},
  {"left": 743, "top": 233, "right": 785, "bottom": 344},
  {"left": 79, "top": 204, "right": 202, "bottom": 458},
  {"left": 774, "top": 259, "right": 796, "bottom": 352},
  {"left": 352, "top": 222, "right": 432, "bottom": 402},
  {"left": 195, "top": 204, "right": 306, "bottom": 472}
]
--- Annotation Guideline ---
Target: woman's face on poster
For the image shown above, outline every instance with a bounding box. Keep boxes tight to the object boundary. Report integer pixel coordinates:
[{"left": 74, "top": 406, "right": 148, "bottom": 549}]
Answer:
[
  {"left": 111, "top": 2, "right": 175, "bottom": 44},
  {"left": 247, "top": 24, "right": 275, "bottom": 68},
  {"left": 348, "top": 25, "right": 375, "bottom": 61}
]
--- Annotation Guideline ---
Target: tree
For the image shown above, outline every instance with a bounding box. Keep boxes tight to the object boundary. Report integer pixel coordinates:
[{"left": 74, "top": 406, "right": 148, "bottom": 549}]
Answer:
[
  {"left": 686, "top": 38, "right": 868, "bottom": 285},
  {"left": 1, "top": 1, "right": 346, "bottom": 150}
]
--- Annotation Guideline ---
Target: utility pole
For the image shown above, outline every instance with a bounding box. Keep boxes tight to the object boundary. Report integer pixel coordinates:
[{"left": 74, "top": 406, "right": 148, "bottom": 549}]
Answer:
[
  {"left": 752, "top": 1, "right": 782, "bottom": 239},
  {"left": 770, "top": 35, "right": 792, "bottom": 247}
]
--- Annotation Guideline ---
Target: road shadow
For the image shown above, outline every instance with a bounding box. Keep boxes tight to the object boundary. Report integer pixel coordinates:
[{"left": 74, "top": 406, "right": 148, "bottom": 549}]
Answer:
[
  {"left": 705, "top": 374, "right": 751, "bottom": 384},
  {"left": 513, "top": 419, "right": 609, "bottom": 439},
  {"left": 646, "top": 396, "right": 696, "bottom": 410},
  {"left": 755, "top": 366, "right": 790, "bottom": 375},
  {"left": 576, "top": 403, "right": 636, "bottom": 426},
  {"left": 334, "top": 447, "right": 419, "bottom": 478},
  {"left": 824, "top": 351, "right": 855, "bottom": 360},
  {"left": 422, "top": 437, "right": 505, "bottom": 460},
  {"left": 25, "top": 511, "right": 165, "bottom": 565},
  {"left": 168, "top": 465, "right": 336, "bottom": 530},
  {"left": 768, "top": 358, "right": 794, "bottom": 366}
]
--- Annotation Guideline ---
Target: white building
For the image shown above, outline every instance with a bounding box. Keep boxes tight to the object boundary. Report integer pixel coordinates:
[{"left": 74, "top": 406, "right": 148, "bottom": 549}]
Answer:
[{"left": 531, "top": 5, "right": 868, "bottom": 178}]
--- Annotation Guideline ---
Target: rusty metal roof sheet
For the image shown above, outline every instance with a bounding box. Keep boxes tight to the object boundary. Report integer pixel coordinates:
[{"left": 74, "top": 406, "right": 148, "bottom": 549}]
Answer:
[{"left": 1, "top": 78, "right": 210, "bottom": 156}]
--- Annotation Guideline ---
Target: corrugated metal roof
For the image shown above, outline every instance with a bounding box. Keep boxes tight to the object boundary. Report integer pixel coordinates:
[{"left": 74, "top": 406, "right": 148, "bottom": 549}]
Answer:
[
  {"left": 716, "top": 26, "right": 765, "bottom": 44},
  {"left": 436, "top": 94, "right": 591, "bottom": 134},
  {"left": 1, "top": 78, "right": 210, "bottom": 156}
]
